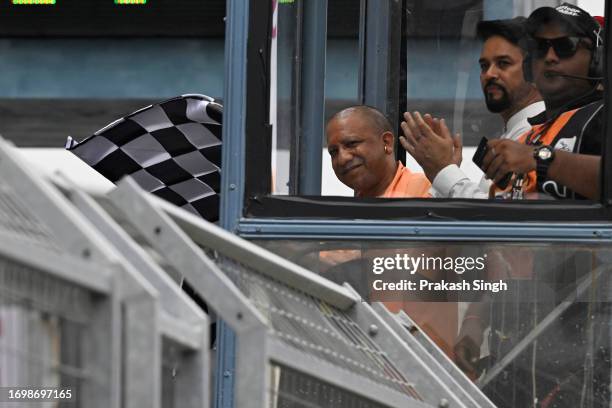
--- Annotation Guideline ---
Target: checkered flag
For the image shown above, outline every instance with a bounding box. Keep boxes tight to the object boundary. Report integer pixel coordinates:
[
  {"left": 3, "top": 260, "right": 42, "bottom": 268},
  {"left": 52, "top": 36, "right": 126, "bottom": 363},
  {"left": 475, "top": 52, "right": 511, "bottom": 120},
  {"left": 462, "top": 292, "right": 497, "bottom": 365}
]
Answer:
[{"left": 66, "top": 94, "right": 222, "bottom": 222}]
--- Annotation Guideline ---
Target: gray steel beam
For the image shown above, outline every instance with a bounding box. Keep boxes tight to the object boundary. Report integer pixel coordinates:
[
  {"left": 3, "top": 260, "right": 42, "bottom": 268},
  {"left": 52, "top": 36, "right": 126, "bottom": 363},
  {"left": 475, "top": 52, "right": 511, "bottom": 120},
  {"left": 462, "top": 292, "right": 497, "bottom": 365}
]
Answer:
[
  {"left": 268, "top": 338, "right": 433, "bottom": 408},
  {"left": 221, "top": 0, "right": 250, "bottom": 233},
  {"left": 0, "top": 139, "right": 116, "bottom": 265},
  {"left": 109, "top": 178, "right": 267, "bottom": 333},
  {"left": 123, "top": 294, "right": 161, "bottom": 408},
  {"left": 170, "top": 330, "right": 210, "bottom": 408},
  {"left": 67, "top": 188, "right": 206, "bottom": 324},
  {"left": 237, "top": 218, "right": 612, "bottom": 242},
  {"left": 342, "top": 286, "right": 469, "bottom": 408},
  {"left": 235, "top": 328, "right": 271, "bottom": 408},
  {"left": 155, "top": 195, "right": 358, "bottom": 310},
  {"left": 0, "top": 139, "right": 170, "bottom": 408},
  {"left": 81, "top": 294, "right": 121, "bottom": 408},
  {"left": 297, "top": 0, "right": 327, "bottom": 195},
  {"left": 0, "top": 234, "right": 112, "bottom": 294},
  {"left": 394, "top": 310, "right": 480, "bottom": 390},
  {"left": 219, "top": 0, "right": 251, "bottom": 405},
  {"left": 111, "top": 178, "right": 269, "bottom": 408},
  {"left": 377, "top": 306, "right": 495, "bottom": 408},
  {"left": 65, "top": 186, "right": 211, "bottom": 408},
  {"left": 359, "top": 0, "right": 402, "bottom": 130},
  {"left": 159, "top": 311, "right": 205, "bottom": 351}
]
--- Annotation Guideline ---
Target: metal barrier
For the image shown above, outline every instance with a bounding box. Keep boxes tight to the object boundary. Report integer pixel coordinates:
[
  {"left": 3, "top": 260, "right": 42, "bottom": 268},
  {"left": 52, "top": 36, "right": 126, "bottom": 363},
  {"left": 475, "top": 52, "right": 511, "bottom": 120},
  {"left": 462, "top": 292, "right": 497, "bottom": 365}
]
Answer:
[
  {"left": 0, "top": 134, "right": 495, "bottom": 407},
  {"left": 103, "top": 177, "right": 494, "bottom": 408},
  {"left": 383, "top": 308, "right": 495, "bottom": 408},
  {"left": 0, "top": 139, "right": 122, "bottom": 408},
  {"left": 63, "top": 186, "right": 210, "bottom": 408},
  {"left": 0, "top": 138, "right": 210, "bottom": 408}
]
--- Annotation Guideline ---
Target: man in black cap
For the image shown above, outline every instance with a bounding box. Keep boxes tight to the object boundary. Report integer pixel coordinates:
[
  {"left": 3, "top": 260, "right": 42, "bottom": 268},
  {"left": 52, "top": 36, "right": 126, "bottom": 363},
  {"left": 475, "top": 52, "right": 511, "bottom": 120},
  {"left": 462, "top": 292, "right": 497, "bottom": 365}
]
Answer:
[
  {"left": 402, "top": 3, "right": 604, "bottom": 200},
  {"left": 478, "top": 2, "right": 604, "bottom": 200},
  {"left": 459, "top": 7, "right": 609, "bottom": 408}
]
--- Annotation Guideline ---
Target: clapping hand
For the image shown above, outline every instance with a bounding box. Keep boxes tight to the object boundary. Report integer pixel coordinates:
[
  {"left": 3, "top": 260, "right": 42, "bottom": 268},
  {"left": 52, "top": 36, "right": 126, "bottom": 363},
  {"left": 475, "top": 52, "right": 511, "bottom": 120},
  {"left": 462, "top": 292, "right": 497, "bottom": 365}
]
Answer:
[{"left": 400, "top": 111, "right": 462, "bottom": 182}]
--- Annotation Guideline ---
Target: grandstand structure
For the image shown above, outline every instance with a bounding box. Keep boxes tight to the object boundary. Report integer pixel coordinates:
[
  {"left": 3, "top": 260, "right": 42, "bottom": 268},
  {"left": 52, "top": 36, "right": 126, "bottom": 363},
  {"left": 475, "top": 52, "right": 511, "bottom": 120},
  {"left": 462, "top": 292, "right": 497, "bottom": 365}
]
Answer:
[{"left": 1, "top": 1, "right": 611, "bottom": 407}]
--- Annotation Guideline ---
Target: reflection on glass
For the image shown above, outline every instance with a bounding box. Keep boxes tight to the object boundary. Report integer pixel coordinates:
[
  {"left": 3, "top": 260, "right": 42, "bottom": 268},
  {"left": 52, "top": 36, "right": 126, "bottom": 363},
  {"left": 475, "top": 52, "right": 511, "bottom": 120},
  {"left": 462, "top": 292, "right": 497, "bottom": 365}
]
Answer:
[
  {"left": 271, "top": 0, "right": 360, "bottom": 195},
  {"left": 271, "top": 0, "right": 300, "bottom": 195},
  {"left": 403, "top": 0, "right": 604, "bottom": 201},
  {"left": 254, "top": 238, "right": 612, "bottom": 407},
  {"left": 272, "top": 0, "right": 605, "bottom": 201}
]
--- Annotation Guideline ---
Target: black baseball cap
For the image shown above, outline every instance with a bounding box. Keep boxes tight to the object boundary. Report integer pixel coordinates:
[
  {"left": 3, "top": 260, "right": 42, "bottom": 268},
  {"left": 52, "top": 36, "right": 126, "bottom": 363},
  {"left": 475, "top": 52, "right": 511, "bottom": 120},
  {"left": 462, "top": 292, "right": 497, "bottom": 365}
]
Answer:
[
  {"left": 477, "top": 17, "right": 528, "bottom": 46},
  {"left": 526, "top": 3, "right": 603, "bottom": 46}
]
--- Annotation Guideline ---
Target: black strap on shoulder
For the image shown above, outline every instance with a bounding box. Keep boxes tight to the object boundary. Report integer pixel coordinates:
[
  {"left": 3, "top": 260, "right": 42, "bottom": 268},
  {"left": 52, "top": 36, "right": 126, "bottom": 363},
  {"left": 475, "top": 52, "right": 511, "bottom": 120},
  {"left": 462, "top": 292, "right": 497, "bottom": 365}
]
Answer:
[{"left": 549, "top": 100, "right": 603, "bottom": 152}]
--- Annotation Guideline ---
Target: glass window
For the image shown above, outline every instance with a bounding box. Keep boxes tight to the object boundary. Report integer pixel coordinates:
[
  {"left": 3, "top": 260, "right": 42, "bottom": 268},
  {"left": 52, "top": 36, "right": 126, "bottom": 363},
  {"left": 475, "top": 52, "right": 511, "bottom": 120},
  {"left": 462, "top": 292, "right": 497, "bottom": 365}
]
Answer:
[
  {"left": 254, "top": 238, "right": 612, "bottom": 407},
  {"left": 265, "top": 0, "right": 608, "bottom": 207},
  {"left": 271, "top": 0, "right": 300, "bottom": 195},
  {"left": 271, "top": 0, "right": 360, "bottom": 195}
]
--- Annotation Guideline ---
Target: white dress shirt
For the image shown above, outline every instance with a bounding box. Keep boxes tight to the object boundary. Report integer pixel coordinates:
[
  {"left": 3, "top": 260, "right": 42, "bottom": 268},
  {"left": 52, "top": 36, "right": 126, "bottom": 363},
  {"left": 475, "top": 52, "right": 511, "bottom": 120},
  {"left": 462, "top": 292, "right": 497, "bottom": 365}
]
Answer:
[{"left": 431, "top": 101, "right": 546, "bottom": 199}]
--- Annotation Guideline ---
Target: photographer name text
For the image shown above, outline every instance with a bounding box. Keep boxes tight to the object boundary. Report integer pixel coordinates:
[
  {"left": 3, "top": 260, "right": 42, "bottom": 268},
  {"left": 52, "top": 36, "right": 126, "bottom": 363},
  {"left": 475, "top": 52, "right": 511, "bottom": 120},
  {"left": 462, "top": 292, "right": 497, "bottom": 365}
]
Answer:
[{"left": 372, "top": 279, "right": 507, "bottom": 293}]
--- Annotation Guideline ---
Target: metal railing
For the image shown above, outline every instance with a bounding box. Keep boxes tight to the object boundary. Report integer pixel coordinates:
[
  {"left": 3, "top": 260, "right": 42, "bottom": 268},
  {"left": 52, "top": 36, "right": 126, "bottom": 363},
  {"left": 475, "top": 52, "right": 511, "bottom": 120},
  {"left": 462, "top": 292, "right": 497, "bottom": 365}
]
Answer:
[
  {"left": 0, "top": 138, "right": 210, "bottom": 408},
  {"left": 0, "top": 134, "right": 500, "bottom": 407}
]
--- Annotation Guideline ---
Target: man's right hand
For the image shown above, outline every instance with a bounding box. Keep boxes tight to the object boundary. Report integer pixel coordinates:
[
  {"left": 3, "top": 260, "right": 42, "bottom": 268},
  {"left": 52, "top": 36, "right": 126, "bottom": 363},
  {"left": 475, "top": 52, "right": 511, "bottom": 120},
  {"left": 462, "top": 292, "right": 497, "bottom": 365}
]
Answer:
[
  {"left": 481, "top": 139, "right": 536, "bottom": 185},
  {"left": 399, "top": 111, "right": 462, "bottom": 182}
]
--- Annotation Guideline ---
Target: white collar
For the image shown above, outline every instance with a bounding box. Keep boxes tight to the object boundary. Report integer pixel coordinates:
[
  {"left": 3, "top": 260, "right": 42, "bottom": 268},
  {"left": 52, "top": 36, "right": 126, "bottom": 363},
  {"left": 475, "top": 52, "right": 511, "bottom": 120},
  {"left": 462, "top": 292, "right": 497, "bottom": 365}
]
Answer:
[{"left": 504, "top": 101, "right": 546, "bottom": 134}]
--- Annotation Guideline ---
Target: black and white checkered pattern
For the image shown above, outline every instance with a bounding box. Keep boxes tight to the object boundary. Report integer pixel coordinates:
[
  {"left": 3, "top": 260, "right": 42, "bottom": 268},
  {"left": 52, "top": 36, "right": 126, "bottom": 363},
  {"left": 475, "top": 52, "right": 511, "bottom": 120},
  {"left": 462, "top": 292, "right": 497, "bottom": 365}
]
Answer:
[{"left": 66, "top": 94, "right": 223, "bottom": 222}]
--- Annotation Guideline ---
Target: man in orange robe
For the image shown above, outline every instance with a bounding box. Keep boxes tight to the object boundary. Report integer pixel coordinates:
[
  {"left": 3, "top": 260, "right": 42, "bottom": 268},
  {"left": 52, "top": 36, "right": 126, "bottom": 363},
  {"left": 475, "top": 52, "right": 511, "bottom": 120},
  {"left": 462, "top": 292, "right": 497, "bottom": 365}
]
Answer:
[
  {"left": 326, "top": 105, "right": 431, "bottom": 198},
  {"left": 325, "top": 106, "right": 459, "bottom": 358}
]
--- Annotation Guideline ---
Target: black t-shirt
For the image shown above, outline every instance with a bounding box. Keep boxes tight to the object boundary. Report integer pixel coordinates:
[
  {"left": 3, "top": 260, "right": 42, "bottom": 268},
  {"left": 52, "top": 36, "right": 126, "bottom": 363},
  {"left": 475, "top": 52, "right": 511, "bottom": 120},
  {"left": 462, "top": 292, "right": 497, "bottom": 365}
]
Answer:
[
  {"left": 527, "top": 96, "right": 604, "bottom": 156},
  {"left": 526, "top": 95, "right": 604, "bottom": 199}
]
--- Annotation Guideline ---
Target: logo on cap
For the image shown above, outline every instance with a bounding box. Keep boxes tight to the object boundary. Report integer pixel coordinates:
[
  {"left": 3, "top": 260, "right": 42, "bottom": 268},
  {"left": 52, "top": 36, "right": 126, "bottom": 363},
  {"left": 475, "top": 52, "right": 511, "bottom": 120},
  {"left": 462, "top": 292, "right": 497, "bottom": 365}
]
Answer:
[{"left": 556, "top": 5, "right": 581, "bottom": 16}]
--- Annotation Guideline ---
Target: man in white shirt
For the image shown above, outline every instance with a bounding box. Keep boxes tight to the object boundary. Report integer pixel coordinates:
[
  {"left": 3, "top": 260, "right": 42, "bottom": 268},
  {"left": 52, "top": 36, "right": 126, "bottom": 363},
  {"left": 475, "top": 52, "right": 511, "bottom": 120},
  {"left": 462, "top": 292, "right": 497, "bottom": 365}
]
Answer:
[{"left": 401, "top": 17, "right": 545, "bottom": 198}]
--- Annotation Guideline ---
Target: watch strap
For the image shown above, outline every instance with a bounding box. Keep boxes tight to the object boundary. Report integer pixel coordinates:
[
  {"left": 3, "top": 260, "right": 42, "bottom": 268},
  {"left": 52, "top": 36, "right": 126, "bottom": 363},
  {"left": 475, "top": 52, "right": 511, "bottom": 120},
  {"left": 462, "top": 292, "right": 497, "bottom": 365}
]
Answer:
[{"left": 535, "top": 145, "right": 554, "bottom": 189}]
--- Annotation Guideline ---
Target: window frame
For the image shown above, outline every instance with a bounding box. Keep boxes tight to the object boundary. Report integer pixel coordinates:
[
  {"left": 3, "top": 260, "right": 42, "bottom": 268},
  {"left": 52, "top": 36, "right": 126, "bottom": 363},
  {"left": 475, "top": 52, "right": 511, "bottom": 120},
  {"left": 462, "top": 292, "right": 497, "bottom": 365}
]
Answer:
[{"left": 224, "top": 0, "right": 612, "bottom": 236}]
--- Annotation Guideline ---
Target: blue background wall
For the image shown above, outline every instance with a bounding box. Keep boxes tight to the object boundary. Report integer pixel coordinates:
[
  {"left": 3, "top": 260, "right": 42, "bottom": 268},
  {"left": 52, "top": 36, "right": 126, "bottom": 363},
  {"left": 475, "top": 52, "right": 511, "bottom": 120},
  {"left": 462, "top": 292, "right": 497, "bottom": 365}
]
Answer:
[
  {"left": 0, "top": 38, "right": 488, "bottom": 100},
  {"left": 0, "top": 39, "right": 224, "bottom": 98}
]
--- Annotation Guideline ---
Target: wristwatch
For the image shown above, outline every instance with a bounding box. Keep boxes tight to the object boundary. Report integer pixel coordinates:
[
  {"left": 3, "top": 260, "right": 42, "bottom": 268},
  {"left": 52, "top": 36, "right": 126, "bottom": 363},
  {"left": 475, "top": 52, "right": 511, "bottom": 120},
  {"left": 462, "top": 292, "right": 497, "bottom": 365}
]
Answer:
[{"left": 534, "top": 145, "right": 555, "bottom": 188}]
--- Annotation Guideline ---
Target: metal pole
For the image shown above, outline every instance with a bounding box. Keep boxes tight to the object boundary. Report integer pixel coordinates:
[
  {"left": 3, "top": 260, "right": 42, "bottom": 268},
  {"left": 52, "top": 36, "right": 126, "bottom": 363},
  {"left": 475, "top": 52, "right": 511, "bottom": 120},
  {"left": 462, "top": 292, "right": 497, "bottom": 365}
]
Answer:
[
  {"left": 398, "top": 0, "right": 407, "bottom": 164},
  {"left": 359, "top": 0, "right": 402, "bottom": 131},
  {"left": 220, "top": 0, "right": 249, "bottom": 231},
  {"left": 217, "top": 0, "right": 250, "bottom": 406},
  {"left": 358, "top": 0, "right": 367, "bottom": 103},
  {"left": 297, "top": 0, "right": 327, "bottom": 195},
  {"left": 601, "top": 0, "right": 612, "bottom": 206}
]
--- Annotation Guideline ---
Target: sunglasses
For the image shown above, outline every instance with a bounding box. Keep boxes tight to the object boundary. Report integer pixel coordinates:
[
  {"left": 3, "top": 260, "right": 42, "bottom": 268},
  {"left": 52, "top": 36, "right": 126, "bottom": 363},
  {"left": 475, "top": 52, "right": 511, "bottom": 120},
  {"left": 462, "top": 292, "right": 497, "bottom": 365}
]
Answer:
[{"left": 532, "top": 36, "right": 592, "bottom": 59}]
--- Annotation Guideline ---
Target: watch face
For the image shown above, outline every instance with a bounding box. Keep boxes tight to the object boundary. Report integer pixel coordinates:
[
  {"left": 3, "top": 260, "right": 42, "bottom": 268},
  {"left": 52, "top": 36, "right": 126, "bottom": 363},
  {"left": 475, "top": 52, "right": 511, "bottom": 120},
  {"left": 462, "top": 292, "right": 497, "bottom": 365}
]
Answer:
[{"left": 538, "top": 148, "right": 553, "bottom": 160}]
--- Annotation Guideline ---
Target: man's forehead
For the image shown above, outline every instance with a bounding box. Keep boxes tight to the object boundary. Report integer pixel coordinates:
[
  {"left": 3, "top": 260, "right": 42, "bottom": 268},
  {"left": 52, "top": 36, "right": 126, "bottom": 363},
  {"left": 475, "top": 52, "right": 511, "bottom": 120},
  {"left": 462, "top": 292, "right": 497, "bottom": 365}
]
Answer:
[
  {"left": 481, "top": 35, "right": 522, "bottom": 57},
  {"left": 327, "top": 115, "right": 375, "bottom": 141},
  {"left": 333, "top": 109, "right": 364, "bottom": 124},
  {"left": 326, "top": 116, "right": 354, "bottom": 140},
  {"left": 328, "top": 113, "right": 367, "bottom": 132}
]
